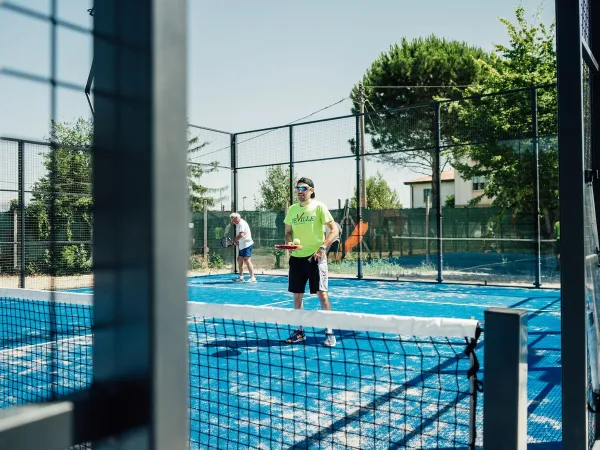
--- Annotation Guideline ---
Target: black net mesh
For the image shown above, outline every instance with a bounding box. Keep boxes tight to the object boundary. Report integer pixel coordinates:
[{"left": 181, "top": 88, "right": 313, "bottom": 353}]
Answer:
[
  {"left": 189, "top": 316, "right": 478, "bottom": 449},
  {"left": 0, "top": 289, "right": 482, "bottom": 449}
]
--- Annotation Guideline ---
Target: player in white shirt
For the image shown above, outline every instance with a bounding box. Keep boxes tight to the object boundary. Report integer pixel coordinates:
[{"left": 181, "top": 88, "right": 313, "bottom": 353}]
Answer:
[{"left": 230, "top": 212, "right": 256, "bottom": 283}]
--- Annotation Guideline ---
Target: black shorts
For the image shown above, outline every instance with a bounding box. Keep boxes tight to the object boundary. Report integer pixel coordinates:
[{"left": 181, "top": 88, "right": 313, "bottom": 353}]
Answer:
[
  {"left": 288, "top": 255, "right": 329, "bottom": 294},
  {"left": 327, "top": 240, "right": 340, "bottom": 254}
]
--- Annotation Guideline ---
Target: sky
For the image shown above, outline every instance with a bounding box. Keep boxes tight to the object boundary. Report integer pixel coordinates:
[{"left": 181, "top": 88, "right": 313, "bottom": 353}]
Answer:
[{"left": 0, "top": 0, "right": 555, "bottom": 211}]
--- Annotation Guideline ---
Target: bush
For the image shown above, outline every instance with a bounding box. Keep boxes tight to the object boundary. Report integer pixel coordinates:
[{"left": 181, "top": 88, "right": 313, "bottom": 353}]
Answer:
[
  {"left": 272, "top": 248, "right": 284, "bottom": 269},
  {"left": 59, "top": 245, "right": 92, "bottom": 275},
  {"left": 189, "top": 254, "right": 204, "bottom": 271},
  {"left": 209, "top": 254, "right": 225, "bottom": 269}
]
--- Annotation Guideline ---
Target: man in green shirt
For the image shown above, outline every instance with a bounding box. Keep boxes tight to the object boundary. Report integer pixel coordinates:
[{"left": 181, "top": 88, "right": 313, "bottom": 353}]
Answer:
[{"left": 283, "top": 177, "right": 339, "bottom": 347}]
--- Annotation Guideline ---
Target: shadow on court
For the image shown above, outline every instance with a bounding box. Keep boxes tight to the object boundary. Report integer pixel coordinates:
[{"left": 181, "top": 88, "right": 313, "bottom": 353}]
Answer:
[{"left": 204, "top": 330, "right": 373, "bottom": 357}]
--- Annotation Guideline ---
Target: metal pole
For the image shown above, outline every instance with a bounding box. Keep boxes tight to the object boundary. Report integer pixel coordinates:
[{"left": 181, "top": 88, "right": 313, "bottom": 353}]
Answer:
[
  {"left": 355, "top": 115, "right": 363, "bottom": 279},
  {"left": 590, "top": 2, "right": 600, "bottom": 436},
  {"left": 342, "top": 199, "right": 348, "bottom": 261},
  {"left": 13, "top": 208, "right": 17, "bottom": 271},
  {"left": 92, "top": 0, "right": 189, "bottom": 445},
  {"left": 532, "top": 87, "right": 542, "bottom": 288},
  {"left": 483, "top": 308, "right": 528, "bottom": 449},
  {"left": 232, "top": 134, "right": 238, "bottom": 274},
  {"left": 555, "top": 0, "right": 588, "bottom": 447},
  {"left": 359, "top": 83, "right": 367, "bottom": 209},
  {"left": 433, "top": 102, "right": 443, "bottom": 283},
  {"left": 203, "top": 200, "right": 208, "bottom": 266},
  {"left": 18, "top": 140, "right": 25, "bottom": 288},
  {"left": 289, "top": 126, "right": 294, "bottom": 208}
]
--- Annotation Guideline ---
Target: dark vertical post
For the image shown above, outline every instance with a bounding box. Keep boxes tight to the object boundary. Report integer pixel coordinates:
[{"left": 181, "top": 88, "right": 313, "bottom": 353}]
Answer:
[
  {"left": 342, "top": 199, "right": 348, "bottom": 261},
  {"left": 231, "top": 134, "right": 237, "bottom": 212},
  {"left": 355, "top": 115, "right": 363, "bottom": 279},
  {"left": 18, "top": 140, "right": 25, "bottom": 288},
  {"left": 592, "top": 3, "right": 600, "bottom": 250},
  {"left": 532, "top": 88, "right": 542, "bottom": 288},
  {"left": 231, "top": 134, "right": 238, "bottom": 273},
  {"left": 555, "top": 0, "right": 588, "bottom": 447},
  {"left": 483, "top": 308, "right": 528, "bottom": 449},
  {"left": 93, "top": 0, "right": 189, "bottom": 446},
  {"left": 289, "top": 126, "right": 294, "bottom": 208},
  {"left": 590, "top": 2, "right": 600, "bottom": 436},
  {"left": 433, "top": 102, "right": 443, "bottom": 283},
  {"left": 49, "top": 0, "right": 59, "bottom": 398}
]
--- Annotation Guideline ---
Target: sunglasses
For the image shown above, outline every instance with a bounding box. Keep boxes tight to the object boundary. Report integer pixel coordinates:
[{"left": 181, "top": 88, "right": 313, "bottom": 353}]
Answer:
[{"left": 296, "top": 186, "right": 310, "bottom": 192}]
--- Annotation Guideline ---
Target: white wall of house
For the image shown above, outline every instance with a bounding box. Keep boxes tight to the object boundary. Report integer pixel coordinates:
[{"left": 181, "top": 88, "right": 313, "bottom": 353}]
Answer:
[
  {"left": 410, "top": 182, "right": 455, "bottom": 208},
  {"left": 454, "top": 175, "right": 493, "bottom": 207},
  {"left": 454, "top": 177, "right": 471, "bottom": 207}
]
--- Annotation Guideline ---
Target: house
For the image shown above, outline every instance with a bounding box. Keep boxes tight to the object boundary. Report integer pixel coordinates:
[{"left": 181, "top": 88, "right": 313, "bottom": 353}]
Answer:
[{"left": 404, "top": 168, "right": 493, "bottom": 208}]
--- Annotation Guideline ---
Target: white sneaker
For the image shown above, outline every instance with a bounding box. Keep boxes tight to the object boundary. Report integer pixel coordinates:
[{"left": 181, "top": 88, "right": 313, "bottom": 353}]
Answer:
[
  {"left": 247, "top": 277, "right": 257, "bottom": 283},
  {"left": 233, "top": 277, "right": 244, "bottom": 282},
  {"left": 323, "top": 333, "right": 336, "bottom": 347}
]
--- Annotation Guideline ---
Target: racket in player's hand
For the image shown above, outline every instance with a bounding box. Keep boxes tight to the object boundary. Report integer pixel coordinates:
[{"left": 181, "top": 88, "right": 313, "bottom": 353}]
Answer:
[
  {"left": 274, "top": 238, "right": 302, "bottom": 251},
  {"left": 220, "top": 237, "right": 234, "bottom": 248}
]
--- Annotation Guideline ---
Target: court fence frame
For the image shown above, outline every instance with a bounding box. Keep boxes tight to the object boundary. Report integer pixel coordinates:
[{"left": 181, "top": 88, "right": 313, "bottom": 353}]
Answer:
[
  {"left": 555, "top": 0, "right": 600, "bottom": 448},
  {"left": 187, "top": 84, "right": 560, "bottom": 287},
  {"left": 0, "top": 83, "right": 561, "bottom": 289}
]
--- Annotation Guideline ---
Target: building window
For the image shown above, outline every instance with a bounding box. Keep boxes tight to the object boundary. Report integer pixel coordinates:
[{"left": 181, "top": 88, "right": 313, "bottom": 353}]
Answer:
[
  {"left": 472, "top": 176, "right": 486, "bottom": 191},
  {"left": 423, "top": 188, "right": 432, "bottom": 203}
]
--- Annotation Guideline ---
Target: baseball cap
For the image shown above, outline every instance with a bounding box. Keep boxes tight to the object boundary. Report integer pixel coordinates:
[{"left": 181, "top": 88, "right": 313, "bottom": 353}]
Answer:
[{"left": 297, "top": 177, "right": 315, "bottom": 198}]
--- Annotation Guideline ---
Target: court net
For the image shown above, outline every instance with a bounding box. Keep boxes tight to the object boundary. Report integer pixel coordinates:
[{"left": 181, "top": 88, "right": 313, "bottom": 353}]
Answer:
[{"left": 0, "top": 288, "right": 482, "bottom": 449}]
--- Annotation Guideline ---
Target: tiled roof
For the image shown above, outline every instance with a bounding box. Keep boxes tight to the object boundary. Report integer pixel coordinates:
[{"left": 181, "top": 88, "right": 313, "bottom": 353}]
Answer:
[{"left": 404, "top": 168, "right": 455, "bottom": 184}]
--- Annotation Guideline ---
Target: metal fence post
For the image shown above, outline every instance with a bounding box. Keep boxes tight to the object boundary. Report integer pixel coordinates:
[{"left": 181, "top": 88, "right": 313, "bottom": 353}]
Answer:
[
  {"left": 289, "top": 126, "right": 294, "bottom": 208},
  {"left": 532, "top": 87, "right": 542, "bottom": 288},
  {"left": 355, "top": 115, "right": 363, "bottom": 279},
  {"left": 590, "top": 3, "right": 600, "bottom": 437},
  {"left": 231, "top": 133, "right": 238, "bottom": 273},
  {"left": 18, "top": 140, "right": 25, "bottom": 288},
  {"left": 434, "top": 102, "right": 443, "bottom": 283},
  {"left": 555, "top": 0, "right": 589, "bottom": 446},
  {"left": 483, "top": 307, "right": 528, "bottom": 449},
  {"left": 91, "top": 0, "right": 189, "bottom": 445}
]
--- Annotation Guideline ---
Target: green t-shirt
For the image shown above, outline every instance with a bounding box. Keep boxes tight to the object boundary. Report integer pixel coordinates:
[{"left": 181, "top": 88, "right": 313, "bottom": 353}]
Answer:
[
  {"left": 284, "top": 200, "right": 334, "bottom": 257},
  {"left": 554, "top": 221, "right": 560, "bottom": 240}
]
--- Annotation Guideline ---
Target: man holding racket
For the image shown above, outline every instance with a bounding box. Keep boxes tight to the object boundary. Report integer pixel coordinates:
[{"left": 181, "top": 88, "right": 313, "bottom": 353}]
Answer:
[
  {"left": 230, "top": 212, "right": 256, "bottom": 283},
  {"left": 283, "top": 177, "right": 338, "bottom": 347}
]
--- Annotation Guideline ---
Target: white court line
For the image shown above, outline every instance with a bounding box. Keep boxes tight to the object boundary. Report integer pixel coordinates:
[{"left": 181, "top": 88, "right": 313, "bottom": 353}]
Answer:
[
  {"left": 261, "top": 299, "right": 293, "bottom": 307},
  {"left": 0, "top": 334, "right": 91, "bottom": 356},
  {"left": 190, "top": 284, "right": 561, "bottom": 313}
]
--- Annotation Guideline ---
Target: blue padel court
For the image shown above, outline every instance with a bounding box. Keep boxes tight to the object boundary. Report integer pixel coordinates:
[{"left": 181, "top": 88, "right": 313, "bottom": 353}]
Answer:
[{"left": 0, "top": 275, "right": 561, "bottom": 449}]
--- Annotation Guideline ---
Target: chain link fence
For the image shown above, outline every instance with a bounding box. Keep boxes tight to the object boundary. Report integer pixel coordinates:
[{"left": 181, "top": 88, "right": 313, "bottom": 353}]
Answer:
[{"left": 1, "top": 84, "right": 560, "bottom": 288}]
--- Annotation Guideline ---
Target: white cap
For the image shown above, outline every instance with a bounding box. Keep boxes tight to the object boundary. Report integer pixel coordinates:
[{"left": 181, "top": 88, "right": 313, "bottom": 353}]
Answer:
[{"left": 230, "top": 212, "right": 241, "bottom": 219}]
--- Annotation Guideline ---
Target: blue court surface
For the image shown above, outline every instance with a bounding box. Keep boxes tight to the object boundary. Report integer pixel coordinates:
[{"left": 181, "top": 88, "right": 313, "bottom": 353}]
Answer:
[{"left": 0, "top": 275, "right": 561, "bottom": 449}]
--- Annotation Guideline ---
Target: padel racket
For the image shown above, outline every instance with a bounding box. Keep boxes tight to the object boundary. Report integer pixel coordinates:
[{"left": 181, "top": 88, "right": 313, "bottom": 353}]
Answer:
[
  {"left": 274, "top": 244, "right": 302, "bottom": 251},
  {"left": 221, "top": 237, "right": 234, "bottom": 248}
]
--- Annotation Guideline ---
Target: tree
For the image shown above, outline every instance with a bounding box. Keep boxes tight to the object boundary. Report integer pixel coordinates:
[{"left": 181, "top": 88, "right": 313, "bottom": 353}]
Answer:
[
  {"left": 187, "top": 135, "right": 229, "bottom": 212},
  {"left": 351, "top": 172, "right": 402, "bottom": 210},
  {"left": 28, "top": 118, "right": 94, "bottom": 274},
  {"left": 255, "top": 166, "right": 297, "bottom": 211},
  {"left": 449, "top": 7, "right": 557, "bottom": 232},
  {"left": 26, "top": 120, "right": 229, "bottom": 274},
  {"left": 350, "top": 35, "right": 493, "bottom": 210},
  {"left": 31, "top": 118, "right": 93, "bottom": 235}
]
